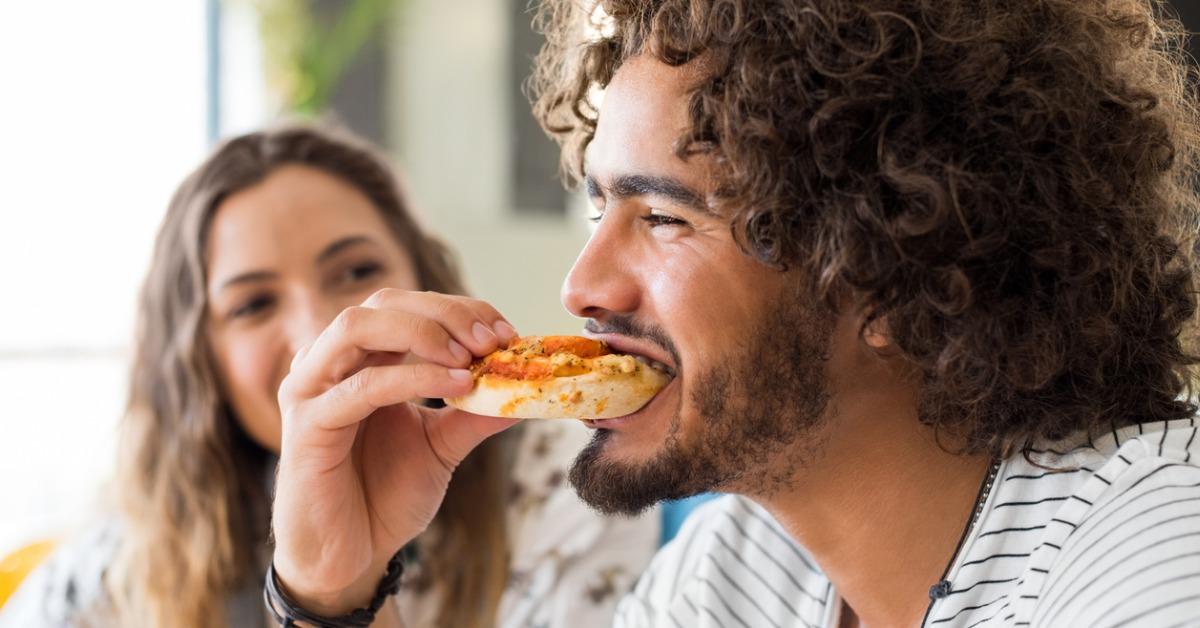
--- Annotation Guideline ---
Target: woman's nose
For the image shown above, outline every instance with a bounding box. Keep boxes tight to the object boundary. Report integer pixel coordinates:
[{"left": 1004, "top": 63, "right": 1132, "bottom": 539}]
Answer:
[{"left": 283, "top": 294, "right": 341, "bottom": 357}]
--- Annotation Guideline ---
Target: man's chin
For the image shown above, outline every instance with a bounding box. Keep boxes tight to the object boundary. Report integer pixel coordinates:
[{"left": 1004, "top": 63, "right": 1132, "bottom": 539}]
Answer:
[{"left": 567, "top": 429, "right": 715, "bottom": 516}]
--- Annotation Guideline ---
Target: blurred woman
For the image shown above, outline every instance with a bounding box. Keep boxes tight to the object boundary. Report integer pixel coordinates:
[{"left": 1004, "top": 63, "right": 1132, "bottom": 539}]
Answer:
[{"left": 0, "top": 124, "right": 657, "bottom": 628}]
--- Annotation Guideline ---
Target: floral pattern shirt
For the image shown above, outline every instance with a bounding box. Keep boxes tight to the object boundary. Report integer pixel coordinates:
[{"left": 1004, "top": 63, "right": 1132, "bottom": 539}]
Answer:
[{"left": 0, "top": 421, "right": 659, "bottom": 628}]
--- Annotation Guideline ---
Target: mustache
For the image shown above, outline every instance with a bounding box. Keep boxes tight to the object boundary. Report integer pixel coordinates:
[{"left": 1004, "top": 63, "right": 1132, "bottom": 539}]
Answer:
[{"left": 584, "top": 315, "right": 681, "bottom": 369}]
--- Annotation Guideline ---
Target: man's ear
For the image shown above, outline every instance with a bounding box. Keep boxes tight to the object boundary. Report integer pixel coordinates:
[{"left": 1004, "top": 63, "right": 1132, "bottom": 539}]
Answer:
[{"left": 862, "top": 313, "right": 892, "bottom": 349}]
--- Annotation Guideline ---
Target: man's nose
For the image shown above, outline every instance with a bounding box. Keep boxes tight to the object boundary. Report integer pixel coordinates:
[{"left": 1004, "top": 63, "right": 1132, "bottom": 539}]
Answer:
[{"left": 561, "top": 221, "right": 640, "bottom": 321}]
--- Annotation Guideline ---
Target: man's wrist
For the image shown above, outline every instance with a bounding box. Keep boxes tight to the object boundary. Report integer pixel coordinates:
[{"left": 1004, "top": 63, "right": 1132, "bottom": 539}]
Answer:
[
  {"left": 277, "top": 548, "right": 398, "bottom": 613},
  {"left": 265, "top": 550, "right": 405, "bottom": 627}
]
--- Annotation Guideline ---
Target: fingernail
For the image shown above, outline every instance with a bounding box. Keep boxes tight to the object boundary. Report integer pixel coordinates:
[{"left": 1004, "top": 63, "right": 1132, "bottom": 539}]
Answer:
[
  {"left": 449, "top": 368, "right": 472, "bottom": 382},
  {"left": 448, "top": 339, "right": 470, "bottom": 363},
  {"left": 493, "top": 320, "right": 517, "bottom": 342},
  {"left": 472, "top": 321, "right": 495, "bottom": 345}
]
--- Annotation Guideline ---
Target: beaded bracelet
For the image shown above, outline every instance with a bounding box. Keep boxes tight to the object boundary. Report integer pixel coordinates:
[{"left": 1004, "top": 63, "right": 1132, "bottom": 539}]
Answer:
[{"left": 264, "top": 551, "right": 405, "bottom": 628}]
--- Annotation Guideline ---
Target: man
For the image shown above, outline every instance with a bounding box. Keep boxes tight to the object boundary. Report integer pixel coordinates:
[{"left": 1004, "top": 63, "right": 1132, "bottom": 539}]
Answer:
[{"left": 266, "top": 1, "right": 1200, "bottom": 626}]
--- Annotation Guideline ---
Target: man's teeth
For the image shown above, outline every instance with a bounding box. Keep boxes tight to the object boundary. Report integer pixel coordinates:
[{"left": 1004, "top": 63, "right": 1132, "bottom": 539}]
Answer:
[{"left": 633, "top": 354, "right": 675, "bottom": 377}]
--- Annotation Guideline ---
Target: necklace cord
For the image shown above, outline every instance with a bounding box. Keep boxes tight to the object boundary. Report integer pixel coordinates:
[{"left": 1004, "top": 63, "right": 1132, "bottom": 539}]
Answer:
[{"left": 917, "top": 457, "right": 1002, "bottom": 625}]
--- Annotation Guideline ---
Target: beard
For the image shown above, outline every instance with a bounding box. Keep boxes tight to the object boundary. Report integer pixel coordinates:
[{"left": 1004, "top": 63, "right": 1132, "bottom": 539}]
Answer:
[{"left": 569, "top": 291, "right": 836, "bottom": 516}]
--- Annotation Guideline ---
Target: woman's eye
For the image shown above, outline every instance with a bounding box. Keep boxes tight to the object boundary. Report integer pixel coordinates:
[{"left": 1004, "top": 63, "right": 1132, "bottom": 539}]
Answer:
[
  {"left": 342, "top": 262, "right": 382, "bottom": 283},
  {"left": 230, "top": 294, "right": 275, "bottom": 319}
]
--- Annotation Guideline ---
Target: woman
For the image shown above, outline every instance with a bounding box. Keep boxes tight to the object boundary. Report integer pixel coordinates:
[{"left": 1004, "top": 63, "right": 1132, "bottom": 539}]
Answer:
[{"left": 0, "top": 125, "right": 657, "bottom": 628}]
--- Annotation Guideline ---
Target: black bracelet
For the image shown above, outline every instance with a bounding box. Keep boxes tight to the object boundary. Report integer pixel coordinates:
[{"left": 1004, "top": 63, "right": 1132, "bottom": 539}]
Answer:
[{"left": 264, "top": 550, "right": 405, "bottom": 627}]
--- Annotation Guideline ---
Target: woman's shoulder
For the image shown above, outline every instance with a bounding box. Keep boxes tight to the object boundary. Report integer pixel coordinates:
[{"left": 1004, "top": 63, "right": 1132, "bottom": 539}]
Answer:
[{"left": 0, "top": 520, "right": 122, "bottom": 627}]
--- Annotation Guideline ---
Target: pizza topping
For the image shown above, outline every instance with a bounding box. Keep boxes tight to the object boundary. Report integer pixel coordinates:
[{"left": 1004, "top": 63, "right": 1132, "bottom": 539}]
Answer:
[
  {"left": 506, "top": 335, "right": 609, "bottom": 359},
  {"left": 549, "top": 351, "right": 584, "bottom": 369},
  {"left": 633, "top": 355, "right": 675, "bottom": 377},
  {"left": 445, "top": 334, "right": 674, "bottom": 419},
  {"left": 471, "top": 335, "right": 672, "bottom": 381},
  {"left": 597, "top": 354, "right": 638, "bottom": 374},
  {"left": 475, "top": 357, "right": 553, "bottom": 380}
]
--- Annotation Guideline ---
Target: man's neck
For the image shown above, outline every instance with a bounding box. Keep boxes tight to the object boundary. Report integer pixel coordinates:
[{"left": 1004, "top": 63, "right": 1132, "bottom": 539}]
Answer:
[{"left": 757, "top": 396, "right": 991, "bottom": 627}]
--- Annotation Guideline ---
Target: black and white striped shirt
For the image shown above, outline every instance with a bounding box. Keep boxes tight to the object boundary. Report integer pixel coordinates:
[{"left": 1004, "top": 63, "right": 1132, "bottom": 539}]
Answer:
[{"left": 614, "top": 418, "right": 1200, "bottom": 627}]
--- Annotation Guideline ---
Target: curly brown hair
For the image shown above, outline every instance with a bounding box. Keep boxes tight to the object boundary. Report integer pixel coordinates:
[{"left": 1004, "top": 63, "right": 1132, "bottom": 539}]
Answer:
[{"left": 531, "top": 0, "right": 1200, "bottom": 455}]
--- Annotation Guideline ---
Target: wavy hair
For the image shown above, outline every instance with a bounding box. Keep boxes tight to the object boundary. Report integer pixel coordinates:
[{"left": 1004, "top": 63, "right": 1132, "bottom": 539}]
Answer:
[
  {"left": 104, "top": 124, "right": 511, "bottom": 628},
  {"left": 531, "top": 0, "right": 1200, "bottom": 453}
]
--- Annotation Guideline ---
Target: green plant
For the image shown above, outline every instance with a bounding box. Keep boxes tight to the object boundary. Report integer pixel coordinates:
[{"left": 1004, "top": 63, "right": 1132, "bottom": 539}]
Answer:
[{"left": 237, "top": 0, "right": 399, "bottom": 115}]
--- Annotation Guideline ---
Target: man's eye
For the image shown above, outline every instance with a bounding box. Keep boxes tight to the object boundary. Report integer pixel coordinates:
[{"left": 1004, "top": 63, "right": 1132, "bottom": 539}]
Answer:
[
  {"left": 641, "top": 213, "right": 686, "bottom": 227},
  {"left": 230, "top": 295, "right": 274, "bottom": 319}
]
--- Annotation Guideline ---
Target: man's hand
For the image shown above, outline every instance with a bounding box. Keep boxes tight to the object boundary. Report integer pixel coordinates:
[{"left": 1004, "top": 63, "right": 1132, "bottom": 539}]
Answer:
[{"left": 270, "top": 289, "right": 518, "bottom": 615}]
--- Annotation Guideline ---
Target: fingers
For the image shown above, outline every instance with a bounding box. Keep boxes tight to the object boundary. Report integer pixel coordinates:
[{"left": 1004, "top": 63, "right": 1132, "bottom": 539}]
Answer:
[
  {"left": 287, "top": 290, "right": 518, "bottom": 397},
  {"left": 292, "top": 307, "right": 456, "bottom": 387},
  {"left": 291, "top": 342, "right": 313, "bottom": 373},
  {"left": 305, "top": 363, "right": 475, "bottom": 431},
  {"left": 362, "top": 289, "right": 519, "bottom": 350}
]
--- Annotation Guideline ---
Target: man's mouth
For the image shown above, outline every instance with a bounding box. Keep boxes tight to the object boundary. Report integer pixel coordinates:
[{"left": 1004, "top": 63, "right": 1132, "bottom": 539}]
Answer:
[
  {"left": 577, "top": 328, "right": 680, "bottom": 428},
  {"left": 632, "top": 354, "right": 676, "bottom": 378},
  {"left": 586, "top": 331, "right": 679, "bottom": 376}
]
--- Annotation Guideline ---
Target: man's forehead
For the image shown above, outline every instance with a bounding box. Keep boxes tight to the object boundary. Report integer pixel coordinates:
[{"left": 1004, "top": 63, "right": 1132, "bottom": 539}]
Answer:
[
  {"left": 603, "top": 55, "right": 697, "bottom": 115},
  {"left": 586, "top": 56, "right": 713, "bottom": 194}
]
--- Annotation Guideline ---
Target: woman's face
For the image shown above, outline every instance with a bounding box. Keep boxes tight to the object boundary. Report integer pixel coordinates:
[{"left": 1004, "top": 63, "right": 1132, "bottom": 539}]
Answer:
[{"left": 204, "top": 164, "right": 420, "bottom": 453}]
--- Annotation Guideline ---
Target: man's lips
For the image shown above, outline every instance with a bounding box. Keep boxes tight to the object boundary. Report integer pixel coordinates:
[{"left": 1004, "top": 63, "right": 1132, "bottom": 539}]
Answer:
[{"left": 585, "top": 332, "right": 678, "bottom": 376}]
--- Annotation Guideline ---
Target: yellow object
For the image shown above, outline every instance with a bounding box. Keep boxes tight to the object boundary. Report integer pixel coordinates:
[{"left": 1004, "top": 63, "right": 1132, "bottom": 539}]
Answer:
[{"left": 0, "top": 539, "right": 56, "bottom": 609}]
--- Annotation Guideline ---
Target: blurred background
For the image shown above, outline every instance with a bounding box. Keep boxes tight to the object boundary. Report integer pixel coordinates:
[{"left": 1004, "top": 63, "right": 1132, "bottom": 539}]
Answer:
[
  {"left": 0, "top": 0, "right": 594, "bottom": 556},
  {"left": 0, "top": 0, "right": 1195, "bottom": 557}
]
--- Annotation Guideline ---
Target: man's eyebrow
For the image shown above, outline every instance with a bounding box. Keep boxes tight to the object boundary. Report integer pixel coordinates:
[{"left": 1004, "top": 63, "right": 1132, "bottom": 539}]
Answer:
[{"left": 586, "top": 173, "right": 712, "bottom": 215}]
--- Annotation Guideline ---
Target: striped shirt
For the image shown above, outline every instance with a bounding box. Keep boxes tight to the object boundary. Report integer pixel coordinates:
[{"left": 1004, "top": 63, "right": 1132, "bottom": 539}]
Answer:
[{"left": 614, "top": 418, "right": 1200, "bottom": 627}]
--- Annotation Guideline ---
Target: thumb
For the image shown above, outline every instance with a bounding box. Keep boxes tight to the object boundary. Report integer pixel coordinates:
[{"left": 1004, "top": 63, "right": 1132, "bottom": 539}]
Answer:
[{"left": 422, "top": 407, "right": 519, "bottom": 468}]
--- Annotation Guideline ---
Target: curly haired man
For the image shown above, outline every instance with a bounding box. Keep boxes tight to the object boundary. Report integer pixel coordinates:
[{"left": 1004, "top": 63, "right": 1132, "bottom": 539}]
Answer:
[
  {"left": 265, "top": 1, "right": 1200, "bottom": 627},
  {"left": 527, "top": 1, "right": 1200, "bottom": 625}
]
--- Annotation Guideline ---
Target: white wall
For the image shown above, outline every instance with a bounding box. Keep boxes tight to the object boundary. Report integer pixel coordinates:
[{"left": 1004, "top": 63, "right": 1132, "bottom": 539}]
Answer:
[
  {"left": 386, "top": 0, "right": 593, "bottom": 336},
  {"left": 0, "top": 1, "right": 208, "bottom": 555},
  {"left": 0, "top": 0, "right": 594, "bottom": 559}
]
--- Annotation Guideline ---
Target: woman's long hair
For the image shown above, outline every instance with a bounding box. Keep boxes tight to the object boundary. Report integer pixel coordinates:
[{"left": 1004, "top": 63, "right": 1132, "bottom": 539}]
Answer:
[{"left": 104, "top": 124, "right": 512, "bottom": 628}]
